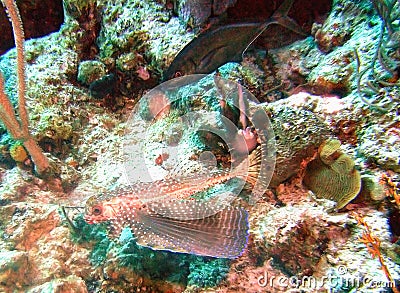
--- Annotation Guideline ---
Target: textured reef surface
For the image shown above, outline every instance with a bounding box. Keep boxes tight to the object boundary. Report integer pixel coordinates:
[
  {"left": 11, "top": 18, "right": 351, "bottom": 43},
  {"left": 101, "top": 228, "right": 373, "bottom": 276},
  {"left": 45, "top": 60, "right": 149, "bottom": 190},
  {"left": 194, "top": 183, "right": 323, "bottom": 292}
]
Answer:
[{"left": 0, "top": 0, "right": 399, "bottom": 292}]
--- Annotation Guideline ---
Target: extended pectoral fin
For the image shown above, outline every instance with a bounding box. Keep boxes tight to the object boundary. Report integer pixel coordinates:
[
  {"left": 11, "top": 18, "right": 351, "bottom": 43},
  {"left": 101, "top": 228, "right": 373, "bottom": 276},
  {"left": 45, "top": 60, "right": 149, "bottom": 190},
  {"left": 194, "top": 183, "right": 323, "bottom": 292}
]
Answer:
[{"left": 130, "top": 206, "right": 249, "bottom": 258}]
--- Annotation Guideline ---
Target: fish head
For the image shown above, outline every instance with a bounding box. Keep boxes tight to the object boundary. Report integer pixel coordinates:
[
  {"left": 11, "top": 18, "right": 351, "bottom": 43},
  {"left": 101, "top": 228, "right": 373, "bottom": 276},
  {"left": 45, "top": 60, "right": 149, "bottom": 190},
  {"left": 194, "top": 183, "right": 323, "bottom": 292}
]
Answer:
[
  {"left": 84, "top": 195, "right": 121, "bottom": 224},
  {"left": 163, "top": 57, "right": 197, "bottom": 80}
]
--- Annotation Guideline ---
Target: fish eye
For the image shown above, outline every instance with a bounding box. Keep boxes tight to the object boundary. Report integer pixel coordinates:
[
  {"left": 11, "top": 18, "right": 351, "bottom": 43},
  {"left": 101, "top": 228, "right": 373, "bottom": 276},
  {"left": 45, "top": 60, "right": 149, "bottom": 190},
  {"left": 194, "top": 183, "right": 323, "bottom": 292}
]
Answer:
[
  {"left": 92, "top": 205, "right": 103, "bottom": 216},
  {"left": 174, "top": 71, "right": 183, "bottom": 78}
]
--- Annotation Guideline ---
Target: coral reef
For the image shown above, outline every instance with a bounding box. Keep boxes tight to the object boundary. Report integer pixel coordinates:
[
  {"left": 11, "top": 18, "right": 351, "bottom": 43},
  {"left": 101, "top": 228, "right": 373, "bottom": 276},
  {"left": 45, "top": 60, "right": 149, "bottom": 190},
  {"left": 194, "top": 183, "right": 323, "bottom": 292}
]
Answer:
[
  {"left": 0, "top": 0, "right": 399, "bottom": 292},
  {"left": 303, "top": 139, "right": 362, "bottom": 209},
  {"left": 263, "top": 99, "right": 331, "bottom": 187}
]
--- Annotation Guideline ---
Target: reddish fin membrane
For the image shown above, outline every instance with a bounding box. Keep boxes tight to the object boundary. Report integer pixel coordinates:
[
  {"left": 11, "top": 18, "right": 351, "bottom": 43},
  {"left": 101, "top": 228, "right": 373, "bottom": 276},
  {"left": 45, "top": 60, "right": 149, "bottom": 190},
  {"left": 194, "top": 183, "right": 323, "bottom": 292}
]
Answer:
[{"left": 147, "top": 192, "right": 236, "bottom": 220}]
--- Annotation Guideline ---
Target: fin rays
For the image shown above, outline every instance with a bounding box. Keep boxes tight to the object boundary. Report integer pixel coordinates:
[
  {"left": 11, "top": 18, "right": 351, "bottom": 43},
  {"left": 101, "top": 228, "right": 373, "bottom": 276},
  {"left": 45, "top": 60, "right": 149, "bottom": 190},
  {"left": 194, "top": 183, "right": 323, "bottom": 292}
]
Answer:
[
  {"left": 147, "top": 192, "right": 235, "bottom": 220},
  {"left": 131, "top": 207, "right": 249, "bottom": 258}
]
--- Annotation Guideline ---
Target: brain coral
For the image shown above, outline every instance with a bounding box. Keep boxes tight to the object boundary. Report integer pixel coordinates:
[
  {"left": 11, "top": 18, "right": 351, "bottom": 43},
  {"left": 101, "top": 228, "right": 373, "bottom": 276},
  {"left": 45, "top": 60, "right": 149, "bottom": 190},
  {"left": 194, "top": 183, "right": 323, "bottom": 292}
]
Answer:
[{"left": 303, "top": 139, "right": 362, "bottom": 209}]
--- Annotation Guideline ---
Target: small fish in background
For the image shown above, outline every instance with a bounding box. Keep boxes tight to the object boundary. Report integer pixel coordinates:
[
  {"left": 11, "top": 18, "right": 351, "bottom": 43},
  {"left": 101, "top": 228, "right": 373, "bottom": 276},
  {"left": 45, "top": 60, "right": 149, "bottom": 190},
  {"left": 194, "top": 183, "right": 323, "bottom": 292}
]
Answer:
[
  {"left": 164, "top": 0, "right": 307, "bottom": 80},
  {"left": 84, "top": 147, "right": 266, "bottom": 258}
]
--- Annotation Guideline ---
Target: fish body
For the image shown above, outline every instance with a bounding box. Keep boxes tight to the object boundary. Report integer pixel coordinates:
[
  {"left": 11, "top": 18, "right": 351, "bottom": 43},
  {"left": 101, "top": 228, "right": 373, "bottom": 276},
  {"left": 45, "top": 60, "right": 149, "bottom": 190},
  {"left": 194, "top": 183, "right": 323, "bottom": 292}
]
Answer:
[
  {"left": 84, "top": 147, "right": 265, "bottom": 258},
  {"left": 164, "top": 0, "right": 307, "bottom": 80}
]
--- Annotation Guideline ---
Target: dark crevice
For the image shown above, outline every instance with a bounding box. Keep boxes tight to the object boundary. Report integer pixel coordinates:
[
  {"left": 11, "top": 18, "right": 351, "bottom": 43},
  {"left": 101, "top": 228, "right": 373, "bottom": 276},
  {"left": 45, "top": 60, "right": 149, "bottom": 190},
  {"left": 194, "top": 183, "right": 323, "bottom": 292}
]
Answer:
[{"left": 0, "top": 0, "right": 64, "bottom": 55}]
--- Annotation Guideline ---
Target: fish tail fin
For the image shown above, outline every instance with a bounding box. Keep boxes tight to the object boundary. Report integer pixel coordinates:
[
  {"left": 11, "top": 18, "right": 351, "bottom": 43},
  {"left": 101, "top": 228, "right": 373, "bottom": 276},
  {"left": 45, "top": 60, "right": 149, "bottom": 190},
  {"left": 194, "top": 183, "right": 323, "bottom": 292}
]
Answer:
[
  {"left": 133, "top": 207, "right": 249, "bottom": 258},
  {"left": 271, "top": 0, "right": 307, "bottom": 36},
  {"left": 242, "top": 0, "right": 306, "bottom": 59},
  {"left": 272, "top": 0, "right": 294, "bottom": 19}
]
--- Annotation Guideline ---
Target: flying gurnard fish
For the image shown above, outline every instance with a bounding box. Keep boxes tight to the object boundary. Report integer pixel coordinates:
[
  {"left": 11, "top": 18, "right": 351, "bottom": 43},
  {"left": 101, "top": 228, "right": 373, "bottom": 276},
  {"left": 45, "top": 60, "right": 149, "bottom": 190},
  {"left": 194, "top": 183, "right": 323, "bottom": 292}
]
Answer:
[{"left": 84, "top": 147, "right": 265, "bottom": 258}]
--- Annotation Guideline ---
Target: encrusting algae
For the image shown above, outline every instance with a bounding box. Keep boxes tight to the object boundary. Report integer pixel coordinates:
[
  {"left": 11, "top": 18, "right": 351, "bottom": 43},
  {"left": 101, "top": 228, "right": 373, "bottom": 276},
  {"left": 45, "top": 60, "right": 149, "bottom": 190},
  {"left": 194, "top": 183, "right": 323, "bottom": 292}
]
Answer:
[{"left": 303, "top": 139, "right": 362, "bottom": 209}]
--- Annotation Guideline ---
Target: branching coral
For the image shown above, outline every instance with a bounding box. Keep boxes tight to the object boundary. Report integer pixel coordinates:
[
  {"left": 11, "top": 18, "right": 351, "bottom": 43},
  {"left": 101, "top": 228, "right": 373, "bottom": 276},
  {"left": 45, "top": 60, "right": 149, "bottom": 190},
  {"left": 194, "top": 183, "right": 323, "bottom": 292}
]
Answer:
[
  {"left": 355, "top": 214, "right": 399, "bottom": 293},
  {"left": 0, "top": 0, "right": 49, "bottom": 174},
  {"left": 354, "top": 0, "right": 400, "bottom": 111}
]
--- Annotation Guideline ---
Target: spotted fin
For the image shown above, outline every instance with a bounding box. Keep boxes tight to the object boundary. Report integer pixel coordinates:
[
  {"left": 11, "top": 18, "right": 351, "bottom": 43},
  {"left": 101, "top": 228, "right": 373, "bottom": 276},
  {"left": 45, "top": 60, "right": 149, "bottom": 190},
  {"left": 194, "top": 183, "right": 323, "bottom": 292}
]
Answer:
[
  {"left": 108, "top": 219, "right": 126, "bottom": 239},
  {"left": 147, "top": 192, "right": 236, "bottom": 220},
  {"left": 131, "top": 207, "right": 249, "bottom": 258}
]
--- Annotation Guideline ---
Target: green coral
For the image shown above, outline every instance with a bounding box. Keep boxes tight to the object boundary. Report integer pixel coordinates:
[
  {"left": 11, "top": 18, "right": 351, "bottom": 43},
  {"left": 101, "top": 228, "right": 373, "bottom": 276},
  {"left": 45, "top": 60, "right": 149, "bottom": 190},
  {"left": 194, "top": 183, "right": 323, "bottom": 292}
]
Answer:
[
  {"left": 187, "top": 258, "right": 230, "bottom": 288},
  {"left": 303, "top": 139, "right": 362, "bottom": 209},
  {"left": 64, "top": 214, "right": 111, "bottom": 266}
]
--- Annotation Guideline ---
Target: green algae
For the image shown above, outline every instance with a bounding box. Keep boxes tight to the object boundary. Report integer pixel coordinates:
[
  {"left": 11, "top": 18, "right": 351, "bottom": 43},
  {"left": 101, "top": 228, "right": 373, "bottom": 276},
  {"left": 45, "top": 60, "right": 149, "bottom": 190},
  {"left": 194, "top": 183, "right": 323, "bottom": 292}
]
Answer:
[
  {"left": 187, "top": 258, "right": 230, "bottom": 288},
  {"left": 116, "top": 235, "right": 190, "bottom": 284},
  {"left": 68, "top": 215, "right": 231, "bottom": 287},
  {"left": 97, "top": 0, "right": 193, "bottom": 72},
  {"left": 77, "top": 60, "right": 107, "bottom": 86},
  {"left": 65, "top": 214, "right": 112, "bottom": 266},
  {"left": 115, "top": 235, "right": 231, "bottom": 287}
]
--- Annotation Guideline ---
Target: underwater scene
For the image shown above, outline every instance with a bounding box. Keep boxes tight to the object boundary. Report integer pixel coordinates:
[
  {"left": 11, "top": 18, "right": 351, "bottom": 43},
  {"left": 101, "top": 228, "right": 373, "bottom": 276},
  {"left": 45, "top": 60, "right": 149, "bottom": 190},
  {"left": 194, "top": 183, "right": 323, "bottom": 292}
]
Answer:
[{"left": 0, "top": 0, "right": 399, "bottom": 292}]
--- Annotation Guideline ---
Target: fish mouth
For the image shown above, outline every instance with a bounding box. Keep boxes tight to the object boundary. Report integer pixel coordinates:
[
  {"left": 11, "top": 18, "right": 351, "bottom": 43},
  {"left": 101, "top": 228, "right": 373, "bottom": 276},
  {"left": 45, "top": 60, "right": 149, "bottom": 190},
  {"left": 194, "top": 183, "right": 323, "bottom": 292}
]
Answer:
[{"left": 83, "top": 215, "right": 95, "bottom": 224}]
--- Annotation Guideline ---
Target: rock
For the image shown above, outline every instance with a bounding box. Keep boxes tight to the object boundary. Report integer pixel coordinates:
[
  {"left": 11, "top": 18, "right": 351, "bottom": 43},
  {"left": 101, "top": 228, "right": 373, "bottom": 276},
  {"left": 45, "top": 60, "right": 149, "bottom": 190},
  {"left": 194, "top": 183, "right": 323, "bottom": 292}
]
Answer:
[
  {"left": 0, "top": 250, "right": 29, "bottom": 291},
  {"left": 176, "top": 0, "right": 237, "bottom": 27},
  {"left": 89, "top": 74, "right": 116, "bottom": 99},
  {"left": 27, "top": 275, "right": 88, "bottom": 293},
  {"left": 251, "top": 203, "right": 351, "bottom": 276},
  {"left": 358, "top": 123, "right": 400, "bottom": 172},
  {"left": 77, "top": 60, "right": 107, "bottom": 86},
  {"left": 263, "top": 100, "right": 331, "bottom": 187},
  {"left": 359, "top": 174, "right": 386, "bottom": 202},
  {"left": 0, "top": 0, "right": 63, "bottom": 54}
]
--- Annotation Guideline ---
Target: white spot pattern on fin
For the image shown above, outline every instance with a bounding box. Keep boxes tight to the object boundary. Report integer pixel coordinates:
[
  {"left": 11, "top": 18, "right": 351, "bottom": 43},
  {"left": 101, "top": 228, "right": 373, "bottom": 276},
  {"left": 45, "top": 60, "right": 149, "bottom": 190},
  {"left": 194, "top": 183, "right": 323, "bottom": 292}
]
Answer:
[{"left": 129, "top": 207, "right": 249, "bottom": 258}]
